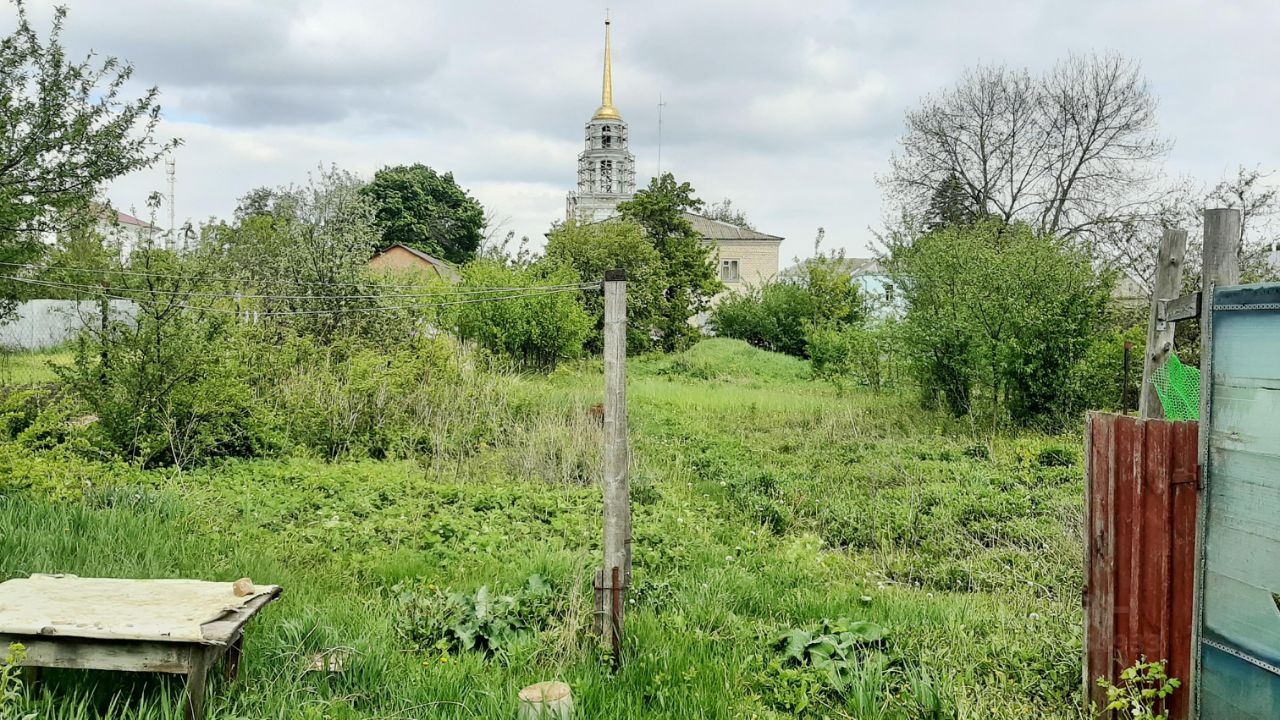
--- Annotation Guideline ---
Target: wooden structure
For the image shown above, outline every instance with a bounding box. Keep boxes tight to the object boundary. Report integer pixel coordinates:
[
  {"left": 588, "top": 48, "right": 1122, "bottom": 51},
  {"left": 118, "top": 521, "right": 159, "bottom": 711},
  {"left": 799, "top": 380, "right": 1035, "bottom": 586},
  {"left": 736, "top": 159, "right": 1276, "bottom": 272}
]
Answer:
[
  {"left": 595, "top": 269, "right": 631, "bottom": 663},
  {"left": 0, "top": 576, "right": 281, "bottom": 720},
  {"left": 517, "top": 681, "right": 574, "bottom": 719},
  {"left": 1085, "top": 413, "right": 1199, "bottom": 718}
]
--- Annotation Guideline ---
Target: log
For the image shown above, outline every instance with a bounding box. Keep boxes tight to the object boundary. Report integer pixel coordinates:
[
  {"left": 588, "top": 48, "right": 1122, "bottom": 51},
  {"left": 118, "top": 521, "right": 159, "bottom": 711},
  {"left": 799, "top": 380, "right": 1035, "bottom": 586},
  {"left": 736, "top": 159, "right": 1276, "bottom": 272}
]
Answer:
[{"left": 518, "top": 681, "right": 573, "bottom": 720}]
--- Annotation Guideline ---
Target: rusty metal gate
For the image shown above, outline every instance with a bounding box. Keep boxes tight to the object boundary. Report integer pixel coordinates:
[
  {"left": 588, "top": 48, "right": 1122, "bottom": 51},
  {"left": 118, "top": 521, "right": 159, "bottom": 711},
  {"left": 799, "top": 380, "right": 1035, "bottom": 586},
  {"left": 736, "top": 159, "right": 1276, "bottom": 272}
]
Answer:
[{"left": 1195, "top": 283, "right": 1280, "bottom": 717}]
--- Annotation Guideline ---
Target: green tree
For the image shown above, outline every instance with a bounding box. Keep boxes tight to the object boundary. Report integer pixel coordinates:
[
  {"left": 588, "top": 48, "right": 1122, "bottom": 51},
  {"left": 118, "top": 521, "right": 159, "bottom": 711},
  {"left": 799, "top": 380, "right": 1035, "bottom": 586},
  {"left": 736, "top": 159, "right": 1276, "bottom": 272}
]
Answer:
[
  {"left": 886, "top": 220, "right": 1112, "bottom": 425},
  {"left": 0, "top": 1, "right": 173, "bottom": 319},
  {"left": 543, "top": 219, "right": 665, "bottom": 352},
  {"left": 361, "top": 163, "right": 485, "bottom": 264},
  {"left": 214, "top": 166, "right": 390, "bottom": 342},
  {"left": 618, "top": 173, "right": 722, "bottom": 350}
]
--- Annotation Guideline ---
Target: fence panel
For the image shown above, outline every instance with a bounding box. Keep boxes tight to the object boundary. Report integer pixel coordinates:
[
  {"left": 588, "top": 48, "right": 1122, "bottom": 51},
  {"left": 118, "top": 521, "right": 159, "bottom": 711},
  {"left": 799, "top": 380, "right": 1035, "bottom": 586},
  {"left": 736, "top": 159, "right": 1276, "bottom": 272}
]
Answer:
[{"left": 1085, "top": 412, "right": 1198, "bottom": 718}]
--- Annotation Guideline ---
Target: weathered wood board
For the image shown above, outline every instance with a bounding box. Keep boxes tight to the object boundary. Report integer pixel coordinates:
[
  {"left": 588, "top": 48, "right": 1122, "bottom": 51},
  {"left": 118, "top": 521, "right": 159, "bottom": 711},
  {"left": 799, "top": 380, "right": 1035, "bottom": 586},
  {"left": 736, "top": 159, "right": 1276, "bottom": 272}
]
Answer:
[{"left": 1197, "top": 283, "right": 1280, "bottom": 718}]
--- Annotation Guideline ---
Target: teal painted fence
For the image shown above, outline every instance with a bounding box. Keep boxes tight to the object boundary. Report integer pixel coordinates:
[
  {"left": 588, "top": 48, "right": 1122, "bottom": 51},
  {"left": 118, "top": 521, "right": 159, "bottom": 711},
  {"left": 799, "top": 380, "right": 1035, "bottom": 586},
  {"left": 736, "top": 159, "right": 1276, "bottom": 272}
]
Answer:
[{"left": 1196, "top": 283, "right": 1280, "bottom": 718}]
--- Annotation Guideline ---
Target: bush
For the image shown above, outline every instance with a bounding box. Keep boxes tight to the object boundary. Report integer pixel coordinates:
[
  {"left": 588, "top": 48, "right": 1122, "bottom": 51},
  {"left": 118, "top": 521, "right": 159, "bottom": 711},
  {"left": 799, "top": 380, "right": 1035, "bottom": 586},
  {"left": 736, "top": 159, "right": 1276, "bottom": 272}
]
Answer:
[
  {"left": 807, "top": 321, "right": 899, "bottom": 391},
  {"left": 886, "top": 220, "right": 1112, "bottom": 426},
  {"left": 447, "top": 260, "right": 593, "bottom": 369},
  {"left": 712, "top": 250, "right": 865, "bottom": 358},
  {"left": 59, "top": 288, "right": 272, "bottom": 468}
]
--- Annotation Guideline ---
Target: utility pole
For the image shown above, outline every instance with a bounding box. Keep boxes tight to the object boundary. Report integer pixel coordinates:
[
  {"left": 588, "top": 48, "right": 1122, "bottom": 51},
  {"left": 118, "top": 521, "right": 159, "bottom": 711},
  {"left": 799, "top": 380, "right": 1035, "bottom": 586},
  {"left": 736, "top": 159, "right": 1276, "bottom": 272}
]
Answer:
[
  {"left": 166, "top": 156, "right": 176, "bottom": 251},
  {"left": 597, "top": 269, "right": 630, "bottom": 664}
]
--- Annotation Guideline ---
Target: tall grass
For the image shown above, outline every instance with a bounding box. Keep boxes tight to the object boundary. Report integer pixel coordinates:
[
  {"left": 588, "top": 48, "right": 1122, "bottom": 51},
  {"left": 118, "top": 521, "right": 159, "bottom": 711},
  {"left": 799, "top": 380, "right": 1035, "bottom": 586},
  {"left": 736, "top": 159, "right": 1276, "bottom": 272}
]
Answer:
[{"left": 1, "top": 339, "right": 1088, "bottom": 719}]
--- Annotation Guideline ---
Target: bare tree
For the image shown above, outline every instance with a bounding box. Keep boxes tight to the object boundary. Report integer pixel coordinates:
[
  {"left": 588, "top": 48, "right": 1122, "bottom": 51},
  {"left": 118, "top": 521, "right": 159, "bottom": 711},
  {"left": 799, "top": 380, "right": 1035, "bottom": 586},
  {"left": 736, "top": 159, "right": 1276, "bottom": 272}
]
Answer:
[{"left": 884, "top": 52, "right": 1170, "bottom": 244}]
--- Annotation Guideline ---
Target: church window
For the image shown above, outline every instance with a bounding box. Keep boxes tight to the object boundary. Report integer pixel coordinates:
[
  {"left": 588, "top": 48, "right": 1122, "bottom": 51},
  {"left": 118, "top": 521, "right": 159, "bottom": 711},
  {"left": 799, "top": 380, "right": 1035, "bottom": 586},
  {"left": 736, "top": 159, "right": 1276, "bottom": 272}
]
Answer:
[
  {"left": 601, "top": 133, "right": 613, "bottom": 148},
  {"left": 600, "top": 160, "right": 614, "bottom": 193},
  {"left": 720, "top": 259, "right": 740, "bottom": 283},
  {"left": 884, "top": 282, "right": 895, "bottom": 303}
]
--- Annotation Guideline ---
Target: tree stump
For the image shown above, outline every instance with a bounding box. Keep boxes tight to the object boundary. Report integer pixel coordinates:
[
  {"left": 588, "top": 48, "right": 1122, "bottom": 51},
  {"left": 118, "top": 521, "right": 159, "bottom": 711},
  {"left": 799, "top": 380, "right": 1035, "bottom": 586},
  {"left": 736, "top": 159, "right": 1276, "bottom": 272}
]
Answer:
[{"left": 518, "top": 681, "right": 573, "bottom": 720}]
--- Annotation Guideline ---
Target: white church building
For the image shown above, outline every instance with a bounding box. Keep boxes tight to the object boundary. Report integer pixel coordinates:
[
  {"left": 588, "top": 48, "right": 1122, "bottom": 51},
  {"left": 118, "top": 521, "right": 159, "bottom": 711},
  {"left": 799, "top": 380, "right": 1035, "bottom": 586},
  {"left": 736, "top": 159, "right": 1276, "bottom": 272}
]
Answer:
[{"left": 564, "top": 19, "right": 782, "bottom": 293}]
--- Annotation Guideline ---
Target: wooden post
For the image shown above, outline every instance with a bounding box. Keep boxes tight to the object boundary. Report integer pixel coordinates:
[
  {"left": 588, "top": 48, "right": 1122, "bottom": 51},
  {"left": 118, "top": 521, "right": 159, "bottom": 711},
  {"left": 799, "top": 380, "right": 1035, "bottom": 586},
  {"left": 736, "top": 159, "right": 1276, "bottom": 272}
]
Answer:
[
  {"left": 601, "top": 269, "right": 630, "bottom": 661},
  {"left": 1140, "top": 229, "right": 1187, "bottom": 419},
  {"left": 1198, "top": 209, "right": 1241, "bottom": 429}
]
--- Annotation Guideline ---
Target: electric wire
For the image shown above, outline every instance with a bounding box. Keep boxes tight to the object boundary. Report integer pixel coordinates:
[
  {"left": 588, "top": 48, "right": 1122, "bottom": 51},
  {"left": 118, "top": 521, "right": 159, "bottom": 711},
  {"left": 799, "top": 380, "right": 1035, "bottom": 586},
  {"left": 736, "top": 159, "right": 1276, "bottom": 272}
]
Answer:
[{"left": 1, "top": 275, "right": 600, "bottom": 318}]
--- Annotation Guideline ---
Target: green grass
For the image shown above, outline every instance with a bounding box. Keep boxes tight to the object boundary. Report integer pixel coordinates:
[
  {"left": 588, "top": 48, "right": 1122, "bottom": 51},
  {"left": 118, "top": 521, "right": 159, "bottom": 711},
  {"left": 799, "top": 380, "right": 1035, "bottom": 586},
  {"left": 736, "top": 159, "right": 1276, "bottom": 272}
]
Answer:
[
  {"left": 0, "top": 339, "right": 1089, "bottom": 719},
  {"left": 0, "top": 348, "right": 71, "bottom": 385}
]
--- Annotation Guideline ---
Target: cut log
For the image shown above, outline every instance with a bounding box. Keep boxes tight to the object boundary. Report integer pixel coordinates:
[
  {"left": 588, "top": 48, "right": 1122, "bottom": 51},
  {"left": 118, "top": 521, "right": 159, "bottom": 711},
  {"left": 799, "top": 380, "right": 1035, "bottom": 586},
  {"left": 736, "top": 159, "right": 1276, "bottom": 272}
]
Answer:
[{"left": 518, "top": 681, "right": 573, "bottom": 720}]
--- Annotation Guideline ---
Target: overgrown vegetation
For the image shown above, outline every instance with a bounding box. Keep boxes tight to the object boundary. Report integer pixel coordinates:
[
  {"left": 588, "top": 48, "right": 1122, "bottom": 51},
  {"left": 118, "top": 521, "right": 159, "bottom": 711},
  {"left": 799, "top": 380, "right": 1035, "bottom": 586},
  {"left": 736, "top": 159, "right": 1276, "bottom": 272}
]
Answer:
[{"left": 2, "top": 339, "right": 1088, "bottom": 719}]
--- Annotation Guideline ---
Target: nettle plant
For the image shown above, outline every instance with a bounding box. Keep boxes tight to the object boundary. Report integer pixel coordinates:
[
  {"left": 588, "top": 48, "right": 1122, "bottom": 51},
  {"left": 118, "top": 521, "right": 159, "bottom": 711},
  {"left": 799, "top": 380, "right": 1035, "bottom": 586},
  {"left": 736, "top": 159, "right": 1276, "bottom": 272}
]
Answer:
[{"left": 1096, "top": 657, "right": 1181, "bottom": 720}]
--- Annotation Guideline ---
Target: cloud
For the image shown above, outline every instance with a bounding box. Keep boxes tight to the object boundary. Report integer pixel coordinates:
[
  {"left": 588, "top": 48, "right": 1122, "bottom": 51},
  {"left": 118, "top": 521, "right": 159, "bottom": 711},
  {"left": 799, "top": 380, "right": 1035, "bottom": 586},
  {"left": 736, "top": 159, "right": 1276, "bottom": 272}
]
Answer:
[{"left": 9, "top": 0, "right": 1279, "bottom": 262}]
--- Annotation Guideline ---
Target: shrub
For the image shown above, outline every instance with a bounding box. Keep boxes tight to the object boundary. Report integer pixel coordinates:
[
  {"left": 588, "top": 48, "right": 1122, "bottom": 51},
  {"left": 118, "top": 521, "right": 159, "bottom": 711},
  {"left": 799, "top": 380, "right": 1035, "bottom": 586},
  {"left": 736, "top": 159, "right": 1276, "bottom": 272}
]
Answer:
[
  {"left": 807, "top": 321, "right": 899, "bottom": 391},
  {"left": 712, "top": 250, "right": 866, "bottom": 359},
  {"left": 447, "top": 260, "right": 592, "bottom": 369},
  {"left": 886, "top": 220, "right": 1112, "bottom": 426},
  {"left": 392, "top": 575, "right": 559, "bottom": 660},
  {"left": 544, "top": 219, "right": 666, "bottom": 353},
  {"left": 59, "top": 288, "right": 272, "bottom": 468}
]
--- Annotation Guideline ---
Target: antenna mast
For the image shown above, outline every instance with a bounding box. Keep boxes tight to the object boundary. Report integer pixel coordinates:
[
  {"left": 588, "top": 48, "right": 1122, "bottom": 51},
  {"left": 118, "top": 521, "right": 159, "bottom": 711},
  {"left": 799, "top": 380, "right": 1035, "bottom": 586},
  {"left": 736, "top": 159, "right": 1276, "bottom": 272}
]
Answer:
[
  {"left": 165, "top": 156, "right": 176, "bottom": 251},
  {"left": 657, "top": 93, "right": 667, "bottom": 176}
]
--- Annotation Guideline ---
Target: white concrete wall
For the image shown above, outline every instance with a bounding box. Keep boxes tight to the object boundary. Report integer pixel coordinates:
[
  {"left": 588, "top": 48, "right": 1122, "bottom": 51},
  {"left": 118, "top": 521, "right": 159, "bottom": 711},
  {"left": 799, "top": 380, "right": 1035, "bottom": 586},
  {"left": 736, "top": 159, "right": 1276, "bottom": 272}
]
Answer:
[{"left": 0, "top": 299, "right": 136, "bottom": 351}]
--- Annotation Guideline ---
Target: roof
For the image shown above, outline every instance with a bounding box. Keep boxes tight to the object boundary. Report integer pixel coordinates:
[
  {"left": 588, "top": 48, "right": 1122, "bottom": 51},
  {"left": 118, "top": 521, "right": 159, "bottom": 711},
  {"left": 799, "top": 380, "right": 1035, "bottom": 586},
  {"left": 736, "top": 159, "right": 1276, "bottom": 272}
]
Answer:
[
  {"left": 370, "top": 244, "right": 461, "bottom": 281},
  {"left": 114, "top": 211, "right": 158, "bottom": 229},
  {"left": 784, "top": 256, "right": 883, "bottom": 278},
  {"left": 683, "top": 212, "right": 782, "bottom": 242}
]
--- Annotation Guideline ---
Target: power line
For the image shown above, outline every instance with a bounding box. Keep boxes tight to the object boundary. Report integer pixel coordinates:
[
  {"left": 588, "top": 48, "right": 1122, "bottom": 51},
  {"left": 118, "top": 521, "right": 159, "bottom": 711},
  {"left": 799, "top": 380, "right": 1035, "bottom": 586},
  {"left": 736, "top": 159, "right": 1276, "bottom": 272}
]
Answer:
[
  {"left": 2, "top": 273, "right": 593, "bottom": 301},
  {"left": 1, "top": 274, "right": 599, "bottom": 318},
  {"left": 0, "top": 260, "right": 502, "bottom": 291}
]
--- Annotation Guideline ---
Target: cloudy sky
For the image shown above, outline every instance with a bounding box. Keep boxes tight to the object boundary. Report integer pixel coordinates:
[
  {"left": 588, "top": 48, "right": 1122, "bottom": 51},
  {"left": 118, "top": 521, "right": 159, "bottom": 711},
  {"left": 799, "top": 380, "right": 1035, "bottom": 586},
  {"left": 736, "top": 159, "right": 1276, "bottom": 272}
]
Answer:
[{"left": 10, "top": 0, "right": 1280, "bottom": 261}]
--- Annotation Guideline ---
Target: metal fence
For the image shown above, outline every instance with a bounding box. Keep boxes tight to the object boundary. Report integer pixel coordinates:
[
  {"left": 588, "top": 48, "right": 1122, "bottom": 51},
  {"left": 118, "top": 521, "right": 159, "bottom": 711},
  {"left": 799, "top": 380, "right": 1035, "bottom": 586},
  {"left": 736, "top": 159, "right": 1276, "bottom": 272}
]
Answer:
[{"left": 0, "top": 299, "right": 136, "bottom": 351}]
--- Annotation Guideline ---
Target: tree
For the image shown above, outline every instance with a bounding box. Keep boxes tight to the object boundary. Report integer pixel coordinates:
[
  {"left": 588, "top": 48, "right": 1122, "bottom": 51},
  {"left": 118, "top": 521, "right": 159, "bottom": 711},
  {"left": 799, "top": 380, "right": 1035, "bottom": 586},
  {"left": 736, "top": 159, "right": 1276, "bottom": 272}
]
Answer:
[
  {"left": 543, "top": 219, "right": 665, "bottom": 352},
  {"left": 1209, "top": 165, "right": 1278, "bottom": 280},
  {"left": 361, "top": 163, "right": 485, "bottom": 264},
  {"left": 618, "top": 173, "right": 722, "bottom": 350},
  {"left": 0, "top": 1, "right": 173, "bottom": 319},
  {"left": 884, "top": 53, "right": 1169, "bottom": 244},
  {"left": 704, "top": 198, "right": 754, "bottom": 229},
  {"left": 216, "top": 166, "right": 388, "bottom": 342},
  {"left": 886, "top": 220, "right": 1113, "bottom": 426}
]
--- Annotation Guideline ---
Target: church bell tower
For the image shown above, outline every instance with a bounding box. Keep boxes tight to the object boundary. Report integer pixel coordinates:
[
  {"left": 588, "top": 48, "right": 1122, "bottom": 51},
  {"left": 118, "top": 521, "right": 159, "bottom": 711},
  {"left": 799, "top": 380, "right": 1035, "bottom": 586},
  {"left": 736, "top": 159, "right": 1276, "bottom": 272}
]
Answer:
[{"left": 566, "top": 16, "right": 636, "bottom": 222}]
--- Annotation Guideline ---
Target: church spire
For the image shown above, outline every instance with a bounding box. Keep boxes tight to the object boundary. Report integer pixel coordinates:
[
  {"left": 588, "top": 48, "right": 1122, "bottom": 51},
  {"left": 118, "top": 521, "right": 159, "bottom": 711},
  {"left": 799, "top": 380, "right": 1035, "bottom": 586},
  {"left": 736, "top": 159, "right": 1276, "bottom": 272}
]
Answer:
[{"left": 593, "top": 15, "right": 621, "bottom": 121}]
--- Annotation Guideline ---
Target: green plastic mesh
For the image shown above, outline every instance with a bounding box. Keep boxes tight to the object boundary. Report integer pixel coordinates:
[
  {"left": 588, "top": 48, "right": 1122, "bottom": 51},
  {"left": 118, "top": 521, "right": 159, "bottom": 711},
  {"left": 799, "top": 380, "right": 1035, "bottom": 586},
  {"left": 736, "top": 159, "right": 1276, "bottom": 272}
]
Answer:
[{"left": 1150, "top": 353, "right": 1200, "bottom": 421}]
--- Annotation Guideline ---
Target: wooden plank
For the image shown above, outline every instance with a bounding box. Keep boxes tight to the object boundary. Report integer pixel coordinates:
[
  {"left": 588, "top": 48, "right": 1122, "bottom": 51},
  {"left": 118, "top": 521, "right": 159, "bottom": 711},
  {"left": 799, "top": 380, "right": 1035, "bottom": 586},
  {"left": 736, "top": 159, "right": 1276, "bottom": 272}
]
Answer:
[
  {"left": 1086, "top": 413, "right": 1117, "bottom": 710},
  {"left": 0, "top": 633, "right": 195, "bottom": 674},
  {"left": 1113, "top": 416, "right": 1137, "bottom": 671},
  {"left": 1168, "top": 421, "right": 1198, "bottom": 720},
  {"left": 1143, "top": 229, "right": 1188, "bottom": 418},
  {"left": 200, "top": 587, "right": 281, "bottom": 644},
  {"left": 1140, "top": 420, "right": 1172, "bottom": 665},
  {"left": 1161, "top": 292, "right": 1201, "bottom": 324}
]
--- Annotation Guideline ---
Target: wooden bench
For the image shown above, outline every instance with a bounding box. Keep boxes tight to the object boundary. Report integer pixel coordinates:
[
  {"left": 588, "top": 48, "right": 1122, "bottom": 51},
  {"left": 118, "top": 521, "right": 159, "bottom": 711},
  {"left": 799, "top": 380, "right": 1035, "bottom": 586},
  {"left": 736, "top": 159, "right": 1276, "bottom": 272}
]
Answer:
[{"left": 0, "top": 577, "right": 281, "bottom": 720}]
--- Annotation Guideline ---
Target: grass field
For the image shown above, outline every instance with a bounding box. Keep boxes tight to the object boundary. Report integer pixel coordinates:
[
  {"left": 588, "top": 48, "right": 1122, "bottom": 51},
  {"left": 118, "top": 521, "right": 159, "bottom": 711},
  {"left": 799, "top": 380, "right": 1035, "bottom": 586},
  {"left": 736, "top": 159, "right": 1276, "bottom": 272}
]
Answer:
[
  {"left": 0, "top": 339, "right": 1088, "bottom": 719},
  {"left": 0, "top": 348, "right": 71, "bottom": 385}
]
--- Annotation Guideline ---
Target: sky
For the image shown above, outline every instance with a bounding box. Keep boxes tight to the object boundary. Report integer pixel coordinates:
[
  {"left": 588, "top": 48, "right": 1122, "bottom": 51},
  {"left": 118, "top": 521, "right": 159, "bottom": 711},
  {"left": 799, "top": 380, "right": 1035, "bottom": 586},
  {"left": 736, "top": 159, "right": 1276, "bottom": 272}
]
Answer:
[{"left": 10, "top": 0, "right": 1280, "bottom": 262}]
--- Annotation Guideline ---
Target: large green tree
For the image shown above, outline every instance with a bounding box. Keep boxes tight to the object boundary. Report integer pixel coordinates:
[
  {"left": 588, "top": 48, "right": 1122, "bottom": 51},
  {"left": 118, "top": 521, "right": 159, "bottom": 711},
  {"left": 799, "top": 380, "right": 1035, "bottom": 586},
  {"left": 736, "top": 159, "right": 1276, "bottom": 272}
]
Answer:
[
  {"left": 618, "top": 173, "right": 722, "bottom": 350},
  {"left": 0, "top": 1, "right": 173, "bottom": 318},
  {"left": 361, "top": 163, "right": 485, "bottom": 264},
  {"left": 544, "top": 218, "right": 665, "bottom": 352}
]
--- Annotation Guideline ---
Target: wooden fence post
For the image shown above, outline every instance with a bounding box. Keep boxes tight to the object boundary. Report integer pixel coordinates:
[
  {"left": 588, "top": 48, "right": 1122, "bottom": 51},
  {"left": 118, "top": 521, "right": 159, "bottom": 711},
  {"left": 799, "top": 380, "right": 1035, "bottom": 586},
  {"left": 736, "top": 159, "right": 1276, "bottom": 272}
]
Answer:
[
  {"left": 601, "top": 269, "right": 630, "bottom": 662},
  {"left": 1140, "top": 229, "right": 1187, "bottom": 419},
  {"left": 1198, "top": 209, "right": 1241, "bottom": 433}
]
